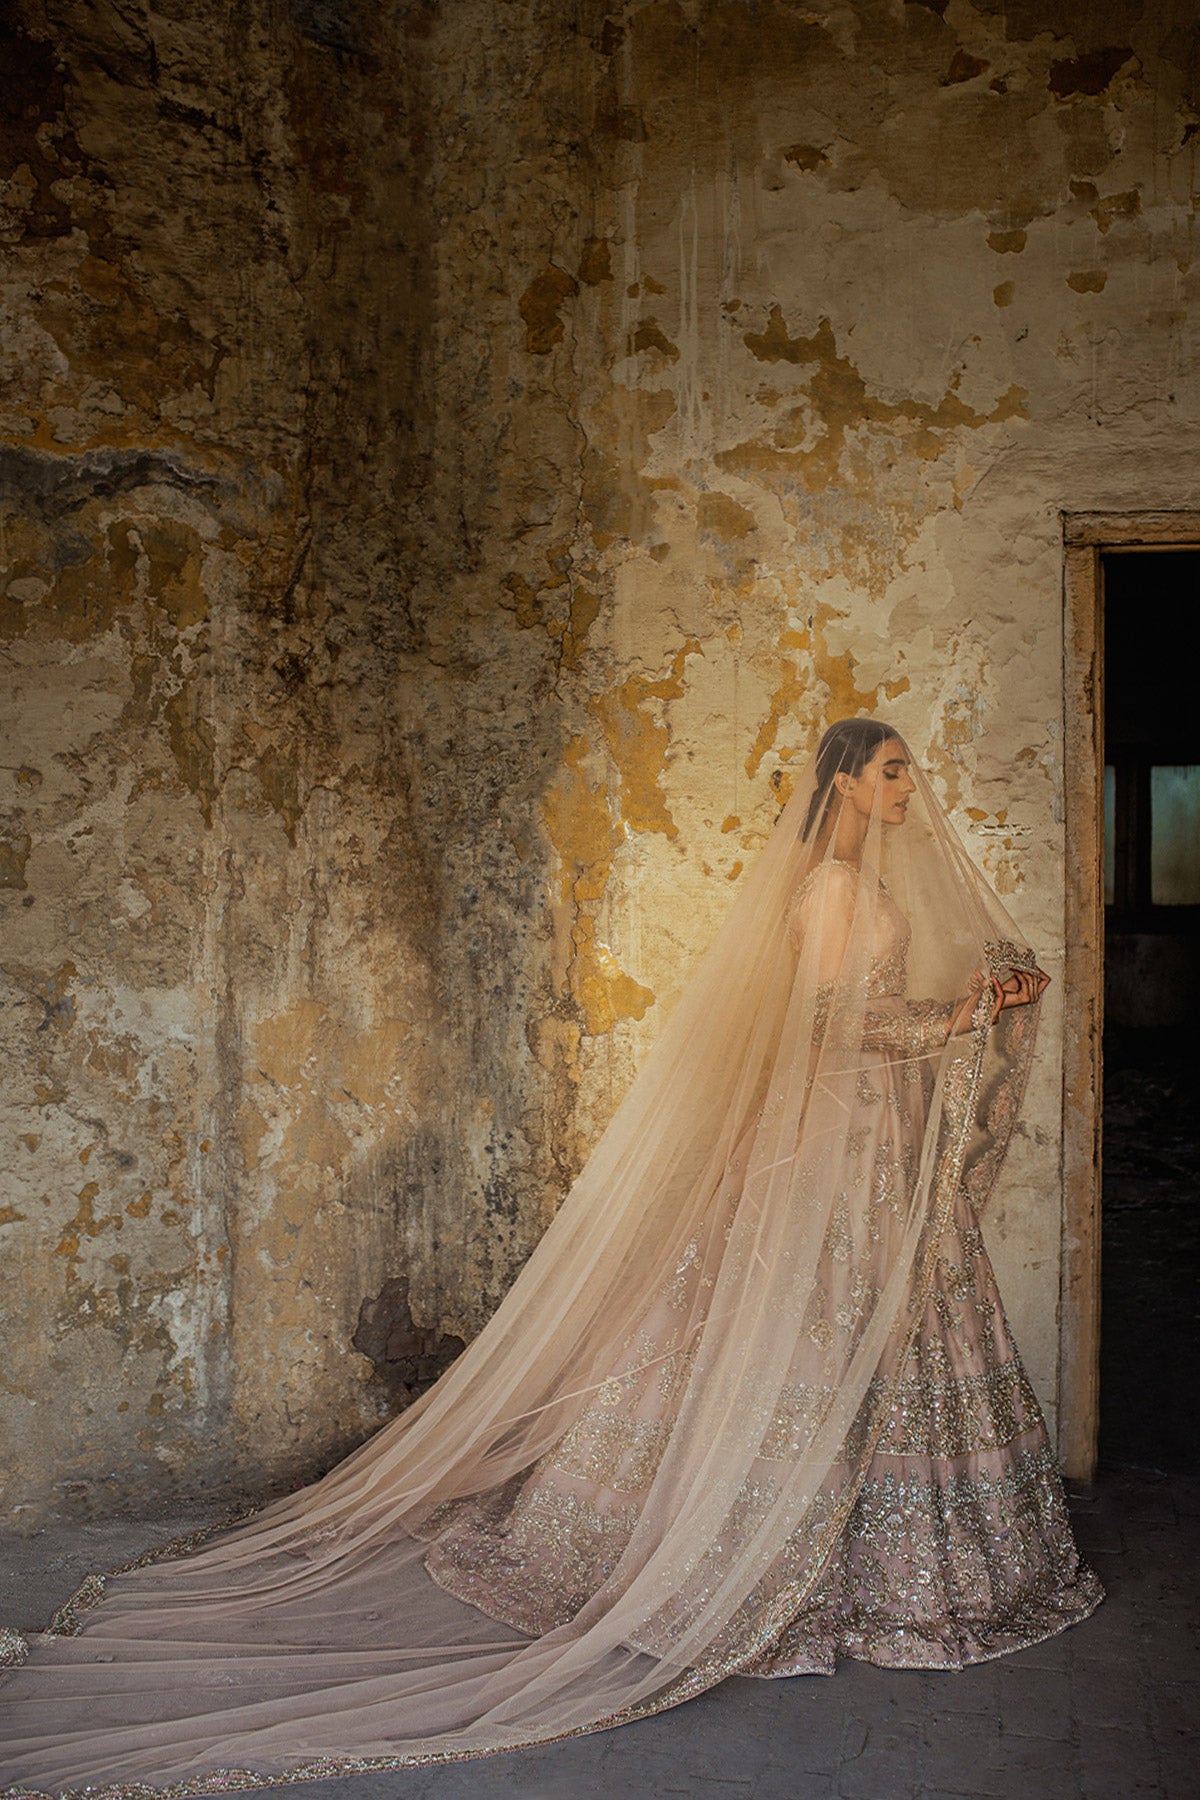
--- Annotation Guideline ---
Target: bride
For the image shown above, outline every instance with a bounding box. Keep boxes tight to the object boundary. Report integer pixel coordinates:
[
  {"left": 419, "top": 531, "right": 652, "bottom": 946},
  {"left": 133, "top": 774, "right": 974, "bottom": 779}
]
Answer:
[{"left": 0, "top": 718, "right": 1101, "bottom": 1796}]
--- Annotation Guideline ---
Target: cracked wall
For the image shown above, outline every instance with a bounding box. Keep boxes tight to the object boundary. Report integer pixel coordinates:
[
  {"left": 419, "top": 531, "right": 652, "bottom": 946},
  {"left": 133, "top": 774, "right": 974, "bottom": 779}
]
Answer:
[{"left": 2, "top": 0, "right": 1198, "bottom": 1520}]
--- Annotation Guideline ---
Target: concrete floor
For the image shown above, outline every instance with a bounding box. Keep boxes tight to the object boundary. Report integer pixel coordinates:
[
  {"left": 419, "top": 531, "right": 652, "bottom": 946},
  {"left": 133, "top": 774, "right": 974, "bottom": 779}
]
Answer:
[{"left": 2, "top": 1468, "right": 1196, "bottom": 1800}]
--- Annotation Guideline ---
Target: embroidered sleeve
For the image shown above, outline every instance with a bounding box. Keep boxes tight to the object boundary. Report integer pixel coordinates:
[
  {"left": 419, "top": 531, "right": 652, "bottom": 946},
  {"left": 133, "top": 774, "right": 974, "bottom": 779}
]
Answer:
[
  {"left": 860, "top": 997, "right": 956, "bottom": 1057},
  {"left": 814, "top": 984, "right": 955, "bottom": 1058},
  {"left": 795, "top": 864, "right": 954, "bottom": 1058}
]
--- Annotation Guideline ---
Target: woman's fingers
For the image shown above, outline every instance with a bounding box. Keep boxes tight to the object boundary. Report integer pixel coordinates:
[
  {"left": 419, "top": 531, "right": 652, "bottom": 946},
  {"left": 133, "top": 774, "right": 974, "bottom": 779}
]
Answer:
[
  {"left": 956, "top": 963, "right": 1049, "bottom": 1031},
  {"left": 995, "top": 967, "right": 1049, "bottom": 1010}
]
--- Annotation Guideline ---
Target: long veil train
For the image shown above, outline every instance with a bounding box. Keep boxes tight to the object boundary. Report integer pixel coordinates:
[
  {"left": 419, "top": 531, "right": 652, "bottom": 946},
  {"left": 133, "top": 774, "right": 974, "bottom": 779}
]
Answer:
[{"left": 0, "top": 729, "right": 1100, "bottom": 1796}]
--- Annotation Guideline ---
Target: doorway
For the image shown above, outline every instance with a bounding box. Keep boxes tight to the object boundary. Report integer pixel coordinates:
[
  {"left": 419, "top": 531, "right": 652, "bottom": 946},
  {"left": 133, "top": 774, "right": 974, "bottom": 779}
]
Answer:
[
  {"left": 1061, "top": 515, "right": 1200, "bottom": 1480},
  {"left": 1100, "top": 550, "right": 1200, "bottom": 1474}
]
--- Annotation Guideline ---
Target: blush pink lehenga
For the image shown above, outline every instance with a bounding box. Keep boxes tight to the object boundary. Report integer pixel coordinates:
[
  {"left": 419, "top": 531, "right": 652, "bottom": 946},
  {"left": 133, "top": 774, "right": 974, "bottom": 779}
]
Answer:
[
  {"left": 0, "top": 733, "right": 1101, "bottom": 1799},
  {"left": 421, "top": 861, "right": 1097, "bottom": 1675}
]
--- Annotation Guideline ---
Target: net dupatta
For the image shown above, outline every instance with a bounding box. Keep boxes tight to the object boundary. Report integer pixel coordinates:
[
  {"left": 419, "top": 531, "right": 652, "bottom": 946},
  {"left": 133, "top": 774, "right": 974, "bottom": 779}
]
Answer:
[{"left": 0, "top": 743, "right": 1043, "bottom": 1797}]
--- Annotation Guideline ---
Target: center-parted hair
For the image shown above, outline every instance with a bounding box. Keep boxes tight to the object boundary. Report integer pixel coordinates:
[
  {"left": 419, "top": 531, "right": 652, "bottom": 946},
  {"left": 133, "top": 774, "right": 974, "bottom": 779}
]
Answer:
[{"left": 801, "top": 718, "right": 901, "bottom": 841}]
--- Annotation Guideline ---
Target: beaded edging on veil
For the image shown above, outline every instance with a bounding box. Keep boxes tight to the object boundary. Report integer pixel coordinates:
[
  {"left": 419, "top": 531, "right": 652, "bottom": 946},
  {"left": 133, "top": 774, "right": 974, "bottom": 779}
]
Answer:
[{"left": 0, "top": 726, "right": 1101, "bottom": 1799}]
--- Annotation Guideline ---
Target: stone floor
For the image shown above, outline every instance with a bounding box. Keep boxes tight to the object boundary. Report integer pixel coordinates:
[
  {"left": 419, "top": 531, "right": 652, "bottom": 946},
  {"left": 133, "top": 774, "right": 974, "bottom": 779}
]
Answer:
[{"left": 2, "top": 1467, "right": 1197, "bottom": 1800}]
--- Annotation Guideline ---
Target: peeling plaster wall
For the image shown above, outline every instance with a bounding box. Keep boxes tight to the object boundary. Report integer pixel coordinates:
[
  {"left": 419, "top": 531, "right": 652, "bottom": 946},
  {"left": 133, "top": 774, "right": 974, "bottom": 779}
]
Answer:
[
  {"left": 0, "top": 0, "right": 460, "bottom": 1517},
  {"left": 2, "top": 0, "right": 1198, "bottom": 1521}
]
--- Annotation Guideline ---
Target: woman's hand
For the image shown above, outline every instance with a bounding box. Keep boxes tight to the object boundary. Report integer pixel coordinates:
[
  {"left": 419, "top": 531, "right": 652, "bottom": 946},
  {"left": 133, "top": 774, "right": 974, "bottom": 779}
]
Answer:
[
  {"left": 950, "top": 963, "right": 1049, "bottom": 1035},
  {"left": 996, "top": 965, "right": 1050, "bottom": 1010}
]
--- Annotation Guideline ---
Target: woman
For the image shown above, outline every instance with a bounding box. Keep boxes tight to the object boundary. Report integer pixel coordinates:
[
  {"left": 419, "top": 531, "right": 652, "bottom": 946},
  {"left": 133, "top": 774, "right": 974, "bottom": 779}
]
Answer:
[{"left": 0, "top": 719, "right": 1101, "bottom": 1796}]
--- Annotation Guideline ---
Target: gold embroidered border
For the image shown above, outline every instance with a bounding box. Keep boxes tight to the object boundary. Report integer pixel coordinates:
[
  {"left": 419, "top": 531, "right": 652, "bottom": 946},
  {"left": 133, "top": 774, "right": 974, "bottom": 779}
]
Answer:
[
  {"left": 39, "top": 1512, "right": 259, "bottom": 1642},
  {"left": 984, "top": 938, "right": 1040, "bottom": 976}
]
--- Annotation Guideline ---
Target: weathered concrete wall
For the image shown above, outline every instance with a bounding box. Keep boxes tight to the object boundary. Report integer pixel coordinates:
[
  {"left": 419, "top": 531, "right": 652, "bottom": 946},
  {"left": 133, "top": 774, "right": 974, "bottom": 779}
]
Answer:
[
  {"left": 0, "top": 0, "right": 462, "bottom": 1518},
  {"left": 2, "top": 0, "right": 1197, "bottom": 1522}
]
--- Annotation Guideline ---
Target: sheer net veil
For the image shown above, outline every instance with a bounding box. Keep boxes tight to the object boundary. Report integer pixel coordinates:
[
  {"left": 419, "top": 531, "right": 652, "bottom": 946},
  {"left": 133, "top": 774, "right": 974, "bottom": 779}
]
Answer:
[{"left": 1, "top": 721, "right": 1048, "bottom": 1796}]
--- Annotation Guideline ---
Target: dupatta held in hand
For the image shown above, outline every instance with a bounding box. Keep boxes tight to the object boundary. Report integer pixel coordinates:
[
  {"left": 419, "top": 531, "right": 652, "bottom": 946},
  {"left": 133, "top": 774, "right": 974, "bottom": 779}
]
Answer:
[{"left": 1, "top": 732, "right": 1055, "bottom": 1796}]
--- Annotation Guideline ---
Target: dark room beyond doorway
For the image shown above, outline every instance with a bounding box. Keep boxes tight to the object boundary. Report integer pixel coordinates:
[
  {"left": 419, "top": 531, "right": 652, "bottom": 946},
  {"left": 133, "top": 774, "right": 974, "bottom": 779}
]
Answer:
[{"left": 1100, "top": 550, "right": 1200, "bottom": 1475}]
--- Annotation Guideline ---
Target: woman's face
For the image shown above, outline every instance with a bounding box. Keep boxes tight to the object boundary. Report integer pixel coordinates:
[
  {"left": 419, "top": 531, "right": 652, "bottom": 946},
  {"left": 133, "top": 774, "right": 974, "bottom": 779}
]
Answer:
[{"left": 837, "top": 737, "right": 916, "bottom": 826}]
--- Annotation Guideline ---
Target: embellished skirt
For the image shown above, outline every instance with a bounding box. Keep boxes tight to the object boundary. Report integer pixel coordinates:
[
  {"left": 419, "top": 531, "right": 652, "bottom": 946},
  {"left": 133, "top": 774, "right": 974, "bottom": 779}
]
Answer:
[
  {"left": 744, "top": 1191, "right": 1103, "bottom": 1673},
  {"left": 423, "top": 1189, "right": 1103, "bottom": 1674}
]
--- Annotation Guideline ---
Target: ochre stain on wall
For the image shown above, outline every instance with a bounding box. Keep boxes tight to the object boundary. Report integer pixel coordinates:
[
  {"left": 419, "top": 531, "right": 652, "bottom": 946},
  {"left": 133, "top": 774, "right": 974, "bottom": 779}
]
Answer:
[
  {"left": 590, "top": 641, "right": 698, "bottom": 840},
  {"left": 728, "top": 310, "right": 1028, "bottom": 493},
  {"left": 745, "top": 616, "right": 911, "bottom": 782},
  {"left": 1047, "top": 47, "right": 1136, "bottom": 100},
  {"left": 542, "top": 739, "right": 655, "bottom": 1037},
  {"left": 520, "top": 266, "right": 581, "bottom": 354}
]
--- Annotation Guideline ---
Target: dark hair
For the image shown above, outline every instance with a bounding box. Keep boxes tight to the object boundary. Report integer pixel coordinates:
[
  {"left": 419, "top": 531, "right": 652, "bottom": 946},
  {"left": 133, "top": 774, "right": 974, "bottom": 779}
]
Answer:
[{"left": 801, "top": 718, "right": 901, "bottom": 840}]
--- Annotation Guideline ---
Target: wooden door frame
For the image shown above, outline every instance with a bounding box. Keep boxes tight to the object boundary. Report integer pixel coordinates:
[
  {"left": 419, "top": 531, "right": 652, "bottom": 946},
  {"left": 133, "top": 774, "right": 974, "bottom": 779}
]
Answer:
[{"left": 1060, "top": 511, "right": 1200, "bottom": 1480}]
